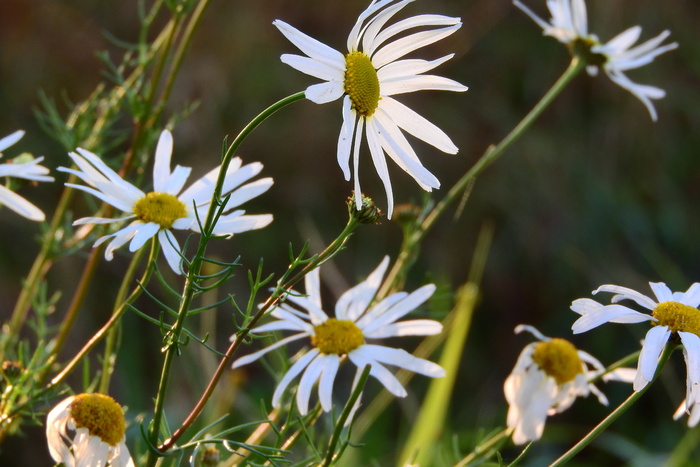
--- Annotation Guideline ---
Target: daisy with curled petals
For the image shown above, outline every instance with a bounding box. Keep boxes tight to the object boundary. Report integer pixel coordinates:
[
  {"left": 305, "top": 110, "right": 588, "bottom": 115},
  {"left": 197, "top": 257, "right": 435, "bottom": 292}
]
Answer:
[
  {"left": 273, "top": 0, "right": 468, "bottom": 218},
  {"left": 571, "top": 282, "right": 700, "bottom": 414},
  {"left": 46, "top": 393, "right": 134, "bottom": 467},
  {"left": 232, "top": 256, "right": 445, "bottom": 415},
  {"left": 514, "top": 0, "right": 678, "bottom": 121},
  {"left": 504, "top": 325, "right": 611, "bottom": 445},
  {"left": 0, "top": 130, "right": 54, "bottom": 221},
  {"left": 58, "top": 130, "right": 273, "bottom": 274}
]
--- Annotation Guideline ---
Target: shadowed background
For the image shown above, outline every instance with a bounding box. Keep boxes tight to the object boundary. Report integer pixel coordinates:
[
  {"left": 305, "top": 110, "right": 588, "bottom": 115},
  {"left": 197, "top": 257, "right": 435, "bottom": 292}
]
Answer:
[{"left": 1, "top": 0, "right": 699, "bottom": 465}]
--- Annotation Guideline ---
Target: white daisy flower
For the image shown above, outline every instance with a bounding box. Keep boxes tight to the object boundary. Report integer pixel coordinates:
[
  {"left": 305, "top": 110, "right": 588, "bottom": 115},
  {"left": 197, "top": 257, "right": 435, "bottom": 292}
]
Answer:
[
  {"left": 513, "top": 0, "right": 590, "bottom": 44},
  {"left": 571, "top": 282, "right": 700, "bottom": 410},
  {"left": 514, "top": 0, "right": 678, "bottom": 121},
  {"left": 58, "top": 130, "right": 274, "bottom": 274},
  {"left": 0, "top": 130, "right": 54, "bottom": 221},
  {"left": 273, "top": 0, "right": 468, "bottom": 218},
  {"left": 504, "top": 325, "right": 609, "bottom": 445},
  {"left": 232, "top": 256, "right": 445, "bottom": 415},
  {"left": 46, "top": 393, "right": 134, "bottom": 467}
]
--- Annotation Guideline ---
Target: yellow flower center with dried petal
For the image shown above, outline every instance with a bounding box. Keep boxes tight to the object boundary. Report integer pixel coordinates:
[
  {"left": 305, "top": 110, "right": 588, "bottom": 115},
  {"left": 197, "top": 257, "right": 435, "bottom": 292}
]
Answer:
[
  {"left": 132, "top": 192, "right": 186, "bottom": 229},
  {"left": 311, "top": 318, "right": 364, "bottom": 355},
  {"left": 652, "top": 301, "right": 700, "bottom": 335},
  {"left": 531, "top": 338, "right": 583, "bottom": 385},
  {"left": 69, "top": 393, "right": 125, "bottom": 447},
  {"left": 344, "top": 52, "right": 380, "bottom": 117}
]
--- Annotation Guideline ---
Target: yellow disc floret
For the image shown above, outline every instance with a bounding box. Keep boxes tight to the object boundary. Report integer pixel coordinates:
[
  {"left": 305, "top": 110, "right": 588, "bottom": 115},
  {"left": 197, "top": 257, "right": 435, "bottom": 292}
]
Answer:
[
  {"left": 311, "top": 318, "right": 365, "bottom": 355},
  {"left": 133, "top": 192, "right": 187, "bottom": 229},
  {"left": 69, "top": 393, "right": 125, "bottom": 447},
  {"left": 344, "top": 52, "right": 380, "bottom": 117},
  {"left": 652, "top": 301, "right": 700, "bottom": 335},
  {"left": 531, "top": 338, "right": 583, "bottom": 385}
]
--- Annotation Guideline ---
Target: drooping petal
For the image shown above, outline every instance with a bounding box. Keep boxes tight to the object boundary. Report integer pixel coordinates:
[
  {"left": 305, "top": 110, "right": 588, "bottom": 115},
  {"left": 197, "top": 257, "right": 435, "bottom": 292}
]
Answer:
[
  {"left": 634, "top": 325, "right": 671, "bottom": 390},
  {"left": 378, "top": 97, "right": 459, "bottom": 154},
  {"left": 272, "top": 349, "right": 320, "bottom": 408}
]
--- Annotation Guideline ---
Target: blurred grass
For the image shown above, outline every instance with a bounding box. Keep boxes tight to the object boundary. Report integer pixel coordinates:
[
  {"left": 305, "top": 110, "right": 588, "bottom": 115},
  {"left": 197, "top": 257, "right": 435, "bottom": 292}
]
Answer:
[{"left": 1, "top": 0, "right": 700, "bottom": 465}]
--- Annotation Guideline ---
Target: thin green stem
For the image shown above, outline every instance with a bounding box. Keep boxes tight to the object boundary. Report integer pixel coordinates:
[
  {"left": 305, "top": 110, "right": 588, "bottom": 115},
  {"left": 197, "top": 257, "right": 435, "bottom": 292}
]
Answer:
[
  {"left": 157, "top": 216, "right": 360, "bottom": 453},
  {"left": 145, "top": 91, "right": 306, "bottom": 465},
  {"left": 377, "top": 57, "right": 585, "bottom": 299},
  {"left": 549, "top": 342, "right": 676, "bottom": 466},
  {"left": 320, "top": 365, "right": 372, "bottom": 467},
  {"left": 454, "top": 428, "right": 513, "bottom": 467}
]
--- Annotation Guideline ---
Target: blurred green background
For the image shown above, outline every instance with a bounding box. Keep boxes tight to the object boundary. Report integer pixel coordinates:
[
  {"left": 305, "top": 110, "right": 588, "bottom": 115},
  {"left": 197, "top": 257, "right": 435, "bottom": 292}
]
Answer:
[{"left": 1, "top": 0, "right": 700, "bottom": 465}]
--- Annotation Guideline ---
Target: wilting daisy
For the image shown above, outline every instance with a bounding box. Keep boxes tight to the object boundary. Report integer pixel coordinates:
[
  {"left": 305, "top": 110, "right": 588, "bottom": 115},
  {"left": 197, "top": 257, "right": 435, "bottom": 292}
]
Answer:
[
  {"left": 232, "top": 256, "right": 445, "bottom": 415},
  {"left": 571, "top": 282, "right": 700, "bottom": 413},
  {"left": 514, "top": 0, "right": 678, "bottom": 121},
  {"left": 58, "top": 130, "right": 273, "bottom": 273},
  {"left": 46, "top": 393, "right": 134, "bottom": 467},
  {"left": 274, "top": 0, "right": 468, "bottom": 218},
  {"left": 504, "top": 325, "right": 611, "bottom": 445},
  {"left": 0, "top": 130, "right": 54, "bottom": 221}
]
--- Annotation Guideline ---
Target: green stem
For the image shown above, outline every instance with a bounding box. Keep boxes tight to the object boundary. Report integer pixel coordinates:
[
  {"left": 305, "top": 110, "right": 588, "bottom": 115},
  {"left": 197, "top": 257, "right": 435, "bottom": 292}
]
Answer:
[
  {"left": 320, "top": 365, "right": 372, "bottom": 467},
  {"left": 549, "top": 343, "right": 676, "bottom": 466},
  {"left": 377, "top": 57, "right": 585, "bottom": 299},
  {"left": 157, "top": 216, "right": 360, "bottom": 453},
  {"left": 454, "top": 428, "right": 513, "bottom": 467},
  {"left": 145, "top": 91, "right": 306, "bottom": 465}
]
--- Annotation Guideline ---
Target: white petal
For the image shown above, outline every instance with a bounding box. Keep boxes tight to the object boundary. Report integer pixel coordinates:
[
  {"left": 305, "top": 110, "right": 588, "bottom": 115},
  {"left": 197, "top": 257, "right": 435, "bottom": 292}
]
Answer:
[
  {"left": 158, "top": 229, "right": 183, "bottom": 274},
  {"left": 335, "top": 256, "right": 389, "bottom": 322},
  {"left": 272, "top": 349, "right": 320, "bottom": 409},
  {"left": 231, "top": 333, "right": 308, "bottom": 369},
  {"left": 0, "top": 130, "right": 24, "bottom": 152},
  {"left": 0, "top": 185, "right": 46, "bottom": 221},
  {"left": 273, "top": 20, "right": 345, "bottom": 68},
  {"left": 381, "top": 74, "right": 468, "bottom": 96},
  {"left": 634, "top": 325, "right": 671, "bottom": 390},
  {"left": 594, "top": 283, "right": 658, "bottom": 310},
  {"left": 318, "top": 354, "right": 340, "bottom": 412},
  {"left": 679, "top": 332, "right": 700, "bottom": 406},
  {"left": 361, "top": 284, "right": 436, "bottom": 335},
  {"left": 371, "top": 111, "right": 440, "bottom": 190},
  {"left": 360, "top": 344, "right": 445, "bottom": 377},
  {"left": 365, "top": 119, "right": 394, "bottom": 218},
  {"left": 128, "top": 222, "right": 160, "bottom": 252},
  {"left": 372, "top": 25, "right": 462, "bottom": 69},
  {"left": 153, "top": 130, "right": 174, "bottom": 193},
  {"left": 296, "top": 353, "right": 329, "bottom": 415},
  {"left": 337, "top": 96, "right": 355, "bottom": 181},
  {"left": 378, "top": 97, "right": 459, "bottom": 154},
  {"left": 211, "top": 214, "right": 273, "bottom": 236},
  {"left": 348, "top": 349, "right": 407, "bottom": 397},
  {"left": 363, "top": 319, "right": 442, "bottom": 338},
  {"left": 305, "top": 81, "right": 345, "bottom": 104},
  {"left": 369, "top": 15, "right": 461, "bottom": 58},
  {"left": 571, "top": 302, "right": 654, "bottom": 334},
  {"left": 377, "top": 55, "right": 454, "bottom": 81},
  {"left": 280, "top": 54, "right": 344, "bottom": 81}
]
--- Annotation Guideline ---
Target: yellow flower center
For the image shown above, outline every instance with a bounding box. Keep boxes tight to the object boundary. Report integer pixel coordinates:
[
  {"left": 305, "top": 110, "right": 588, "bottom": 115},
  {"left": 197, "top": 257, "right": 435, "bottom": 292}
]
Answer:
[
  {"left": 570, "top": 37, "right": 607, "bottom": 67},
  {"left": 652, "top": 301, "right": 700, "bottom": 335},
  {"left": 344, "top": 52, "right": 380, "bottom": 117},
  {"left": 132, "top": 192, "right": 186, "bottom": 229},
  {"left": 311, "top": 319, "right": 364, "bottom": 355},
  {"left": 531, "top": 338, "right": 583, "bottom": 385},
  {"left": 69, "top": 393, "right": 125, "bottom": 447}
]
